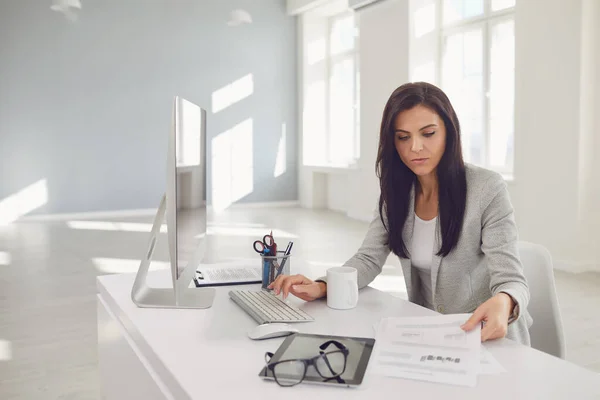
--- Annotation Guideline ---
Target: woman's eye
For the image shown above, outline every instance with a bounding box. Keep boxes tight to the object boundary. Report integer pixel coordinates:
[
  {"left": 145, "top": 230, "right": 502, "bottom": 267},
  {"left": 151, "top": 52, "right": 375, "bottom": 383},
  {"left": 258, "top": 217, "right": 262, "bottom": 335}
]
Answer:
[
  {"left": 423, "top": 132, "right": 436, "bottom": 137},
  {"left": 397, "top": 136, "right": 410, "bottom": 141}
]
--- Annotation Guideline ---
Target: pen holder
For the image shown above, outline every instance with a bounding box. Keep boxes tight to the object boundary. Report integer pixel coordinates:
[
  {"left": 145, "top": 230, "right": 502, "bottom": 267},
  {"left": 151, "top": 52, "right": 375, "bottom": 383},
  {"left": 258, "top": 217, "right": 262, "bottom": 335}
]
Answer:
[{"left": 260, "top": 251, "right": 291, "bottom": 289}]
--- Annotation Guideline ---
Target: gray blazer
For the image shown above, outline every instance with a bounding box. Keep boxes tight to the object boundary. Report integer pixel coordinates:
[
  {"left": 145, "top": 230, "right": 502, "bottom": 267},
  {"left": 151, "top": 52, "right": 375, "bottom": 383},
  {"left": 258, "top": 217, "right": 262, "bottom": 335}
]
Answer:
[{"left": 331, "top": 164, "right": 533, "bottom": 345}]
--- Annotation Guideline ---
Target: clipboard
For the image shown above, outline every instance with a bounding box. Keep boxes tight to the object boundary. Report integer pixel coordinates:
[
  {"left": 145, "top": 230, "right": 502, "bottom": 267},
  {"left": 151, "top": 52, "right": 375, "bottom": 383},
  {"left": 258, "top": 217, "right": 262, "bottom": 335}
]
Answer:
[{"left": 193, "top": 265, "right": 262, "bottom": 287}]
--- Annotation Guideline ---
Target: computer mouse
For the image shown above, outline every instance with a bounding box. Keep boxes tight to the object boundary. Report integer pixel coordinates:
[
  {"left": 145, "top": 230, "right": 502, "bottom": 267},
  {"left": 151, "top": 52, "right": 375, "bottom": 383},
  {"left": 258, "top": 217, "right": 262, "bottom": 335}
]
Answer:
[{"left": 247, "top": 323, "right": 299, "bottom": 340}]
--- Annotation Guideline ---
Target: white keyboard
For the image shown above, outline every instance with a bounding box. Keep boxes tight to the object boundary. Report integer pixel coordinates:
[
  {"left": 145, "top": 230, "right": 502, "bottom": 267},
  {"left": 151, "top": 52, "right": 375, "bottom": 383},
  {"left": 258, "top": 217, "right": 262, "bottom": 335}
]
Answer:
[{"left": 229, "top": 290, "right": 314, "bottom": 324}]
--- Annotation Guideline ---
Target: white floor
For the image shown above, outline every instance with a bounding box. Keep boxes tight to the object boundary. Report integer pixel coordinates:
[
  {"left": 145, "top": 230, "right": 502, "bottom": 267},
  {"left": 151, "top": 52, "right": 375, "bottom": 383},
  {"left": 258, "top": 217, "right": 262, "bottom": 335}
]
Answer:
[{"left": 0, "top": 206, "right": 598, "bottom": 399}]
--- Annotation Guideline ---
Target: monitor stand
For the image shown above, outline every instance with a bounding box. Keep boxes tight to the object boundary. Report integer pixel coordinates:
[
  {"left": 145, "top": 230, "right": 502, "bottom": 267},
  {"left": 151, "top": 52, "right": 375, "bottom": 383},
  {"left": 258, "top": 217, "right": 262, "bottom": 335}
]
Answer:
[{"left": 131, "top": 195, "right": 215, "bottom": 309}]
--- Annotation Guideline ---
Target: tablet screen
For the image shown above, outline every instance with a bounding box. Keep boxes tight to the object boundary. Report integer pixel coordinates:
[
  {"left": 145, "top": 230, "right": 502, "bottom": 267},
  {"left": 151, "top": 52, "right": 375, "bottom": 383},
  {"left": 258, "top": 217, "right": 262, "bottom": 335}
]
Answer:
[{"left": 259, "top": 333, "right": 375, "bottom": 387}]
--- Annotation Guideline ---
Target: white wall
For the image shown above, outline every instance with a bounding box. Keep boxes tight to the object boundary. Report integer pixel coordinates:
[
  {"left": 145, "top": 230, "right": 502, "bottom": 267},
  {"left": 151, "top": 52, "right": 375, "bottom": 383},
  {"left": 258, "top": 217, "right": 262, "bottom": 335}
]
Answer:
[
  {"left": 577, "top": 0, "right": 600, "bottom": 268},
  {"left": 512, "top": 0, "right": 599, "bottom": 271},
  {"left": 327, "top": 0, "right": 410, "bottom": 220},
  {"left": 0, "top": 0, "right": 298, "bottom": 215}
]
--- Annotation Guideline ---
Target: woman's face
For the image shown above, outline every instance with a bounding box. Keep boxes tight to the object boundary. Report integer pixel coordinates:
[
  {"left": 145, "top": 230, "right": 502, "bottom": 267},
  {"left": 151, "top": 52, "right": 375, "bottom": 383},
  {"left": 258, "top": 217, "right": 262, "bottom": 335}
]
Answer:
[{"left": 394, "top": 105, "right": 447, "bottom": 177}]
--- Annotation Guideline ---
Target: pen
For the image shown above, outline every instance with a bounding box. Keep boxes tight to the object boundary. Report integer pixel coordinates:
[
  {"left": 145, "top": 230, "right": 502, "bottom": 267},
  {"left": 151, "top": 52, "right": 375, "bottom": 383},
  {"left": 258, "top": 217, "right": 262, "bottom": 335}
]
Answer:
[
  {"left": 274, "top": 241, "right": 293, "bottom": 280},
  {"left": 261, "top": 249, "right": 270, "bottom": 288},
  {"left": 265, "top": 232, "right": 277, "bottom": 287}
]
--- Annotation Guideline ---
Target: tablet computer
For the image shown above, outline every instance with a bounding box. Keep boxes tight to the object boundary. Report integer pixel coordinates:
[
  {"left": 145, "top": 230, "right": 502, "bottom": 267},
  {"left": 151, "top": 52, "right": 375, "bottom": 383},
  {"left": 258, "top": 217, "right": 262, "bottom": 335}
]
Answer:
[{"left": 258, "top": 332, "right": 375, "bottom": 388}]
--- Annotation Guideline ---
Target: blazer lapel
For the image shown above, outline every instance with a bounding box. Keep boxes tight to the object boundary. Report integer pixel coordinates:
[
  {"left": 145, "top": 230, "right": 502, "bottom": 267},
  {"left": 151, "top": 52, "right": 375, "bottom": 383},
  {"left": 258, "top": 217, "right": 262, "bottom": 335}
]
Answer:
[
  {"left": 430, "top": 218, "right": 443, "bottom": 306},
  {"left": 402, "top": 185, "right": 416, "bottom": 301}
]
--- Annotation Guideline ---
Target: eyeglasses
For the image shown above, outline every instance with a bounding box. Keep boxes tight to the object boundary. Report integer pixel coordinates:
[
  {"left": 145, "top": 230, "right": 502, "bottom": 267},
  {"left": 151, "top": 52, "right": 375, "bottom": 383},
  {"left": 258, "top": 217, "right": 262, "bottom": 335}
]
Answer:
[{"left": 264, "top": 340, "right": 349, "bottom": 387}]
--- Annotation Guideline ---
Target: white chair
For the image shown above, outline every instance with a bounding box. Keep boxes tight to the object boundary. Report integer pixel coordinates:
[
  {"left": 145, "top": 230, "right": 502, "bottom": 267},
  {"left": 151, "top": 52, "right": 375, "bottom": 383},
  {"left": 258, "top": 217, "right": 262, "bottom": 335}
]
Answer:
[{"left": 518, "top": 241, "right": 566, "bottom": 359}]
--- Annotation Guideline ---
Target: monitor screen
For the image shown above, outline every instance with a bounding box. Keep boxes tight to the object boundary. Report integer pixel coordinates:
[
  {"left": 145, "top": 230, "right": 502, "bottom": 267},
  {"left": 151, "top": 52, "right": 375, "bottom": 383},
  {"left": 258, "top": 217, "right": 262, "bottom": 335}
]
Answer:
[{"left": 174, "top": 97, "right": 207, "bottom": 278}]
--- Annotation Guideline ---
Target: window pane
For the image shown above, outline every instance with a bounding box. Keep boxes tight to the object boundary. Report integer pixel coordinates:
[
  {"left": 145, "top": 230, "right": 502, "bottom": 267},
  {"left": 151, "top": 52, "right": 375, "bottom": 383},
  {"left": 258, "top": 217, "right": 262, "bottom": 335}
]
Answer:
[
  {"left": 329, "top": 14, "right": 355, "bottom": 56},
  {"left": 442, "top": 28, "right": 484, "bottom": 165},
  {"left": 443, "top": 0, "right": 484, "bottom": 25},
  {"left": 491, "top": 0, "right": 516, "bottom": 12},
  {"left": 303, "top": 79, "right": 327, "bottom": 166},
  {"left": 414, "top": 2, "right": 436, "bottom": 38},
  {"left": 489, "top": 19, "right": 515, "bottom": 171},
  {"left": 329, "top": 57, "right": 356, "bottom": 165},
  {"left": 464, "top": 30, "right": 483, "bottom": 76}
]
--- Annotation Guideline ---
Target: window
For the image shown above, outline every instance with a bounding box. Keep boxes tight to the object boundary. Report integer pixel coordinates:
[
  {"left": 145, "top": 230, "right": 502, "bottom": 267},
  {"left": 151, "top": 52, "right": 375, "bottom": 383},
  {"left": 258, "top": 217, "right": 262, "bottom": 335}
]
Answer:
[
  {"left": 328, "top": 12, "right": 360, "bottom": 166},
  {"left": 440, "top": 0, "right": 515, "bottom": 175},
  {"left": 301, "top": 8, "right": 360, "bottom": 168}
]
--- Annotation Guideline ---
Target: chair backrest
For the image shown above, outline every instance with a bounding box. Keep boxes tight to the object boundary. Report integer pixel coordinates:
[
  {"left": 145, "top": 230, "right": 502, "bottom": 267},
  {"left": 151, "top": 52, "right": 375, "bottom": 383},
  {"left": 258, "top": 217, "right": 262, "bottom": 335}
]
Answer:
[{"left": 518, "top": 241, "right": 566, "bottom": 359}]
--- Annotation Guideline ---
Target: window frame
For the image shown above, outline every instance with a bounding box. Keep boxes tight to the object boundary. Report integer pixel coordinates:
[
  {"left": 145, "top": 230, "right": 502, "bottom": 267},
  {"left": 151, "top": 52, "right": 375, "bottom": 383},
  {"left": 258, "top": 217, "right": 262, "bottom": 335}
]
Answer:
[
  {"left": 438, "top": 0, "right": 515, "bottom": 176},
  {"left": 300, "top": 7, "right": 360, "bottom": 169},
  {"left": 325, "top": 10, "right": 360, "bottom": 167}
]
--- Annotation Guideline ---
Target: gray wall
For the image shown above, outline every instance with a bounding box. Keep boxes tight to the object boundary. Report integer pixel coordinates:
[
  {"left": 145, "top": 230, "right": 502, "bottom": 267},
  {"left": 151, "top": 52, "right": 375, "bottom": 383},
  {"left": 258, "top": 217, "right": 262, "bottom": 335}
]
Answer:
[{"left": 0, "top": 0, "right": 297, "bottom": 215}]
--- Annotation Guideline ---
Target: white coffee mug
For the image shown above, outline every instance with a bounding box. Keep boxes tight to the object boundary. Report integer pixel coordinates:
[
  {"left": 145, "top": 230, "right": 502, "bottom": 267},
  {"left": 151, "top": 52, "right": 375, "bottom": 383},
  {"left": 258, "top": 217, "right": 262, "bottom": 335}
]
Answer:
[{"left": 326, "top": 267, "right": 358, "bottom": 310}]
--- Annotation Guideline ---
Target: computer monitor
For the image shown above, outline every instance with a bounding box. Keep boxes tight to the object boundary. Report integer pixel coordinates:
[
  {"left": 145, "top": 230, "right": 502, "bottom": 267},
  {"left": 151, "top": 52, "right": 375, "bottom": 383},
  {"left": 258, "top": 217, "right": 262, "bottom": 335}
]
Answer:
[{"left": 131, "top": 96, "right": 215, "bottom": 309}]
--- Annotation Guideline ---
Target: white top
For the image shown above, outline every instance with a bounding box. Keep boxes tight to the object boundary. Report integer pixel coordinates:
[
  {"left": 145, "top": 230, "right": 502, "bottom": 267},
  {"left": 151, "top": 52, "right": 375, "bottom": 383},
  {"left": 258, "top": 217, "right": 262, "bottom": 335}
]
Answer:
[{"left": 411, "top": 214, "right": 437, "bottom": 310}]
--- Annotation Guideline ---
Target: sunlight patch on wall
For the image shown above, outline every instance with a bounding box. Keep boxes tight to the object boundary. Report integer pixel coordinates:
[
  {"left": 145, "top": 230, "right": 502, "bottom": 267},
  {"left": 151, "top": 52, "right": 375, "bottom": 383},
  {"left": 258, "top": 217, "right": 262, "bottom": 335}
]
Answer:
[
  {"left": 0, "top": 251, "right": 11, "bottom": 266},
  {"left": 211, "top": 74, "right": 254, "bottom": 113},
  {"left": 0, "top": 340, "right": 12, "bottom": 361},
  {"left": 211, "top": 119, "right": 254, "bottom": 212},
  {"left": 274, "top": 123, "right": 287, "bottom": 177},
  {"left": 0, "top": 179, "right": 48, "bottom": 226}
]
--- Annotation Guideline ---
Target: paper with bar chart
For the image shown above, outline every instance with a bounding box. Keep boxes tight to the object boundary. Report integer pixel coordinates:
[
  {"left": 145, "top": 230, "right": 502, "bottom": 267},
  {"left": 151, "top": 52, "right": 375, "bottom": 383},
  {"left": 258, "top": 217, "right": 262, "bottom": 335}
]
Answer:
[{"left": 371, "top": 314, "right": 481, "bottom": 387}]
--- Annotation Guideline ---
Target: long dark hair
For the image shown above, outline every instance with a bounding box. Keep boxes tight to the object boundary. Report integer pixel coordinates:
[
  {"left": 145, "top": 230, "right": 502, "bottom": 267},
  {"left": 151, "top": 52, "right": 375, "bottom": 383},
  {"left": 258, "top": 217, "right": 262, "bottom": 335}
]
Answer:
[{"left": 376, "top": 82, "right": 467, "bottom": 258}]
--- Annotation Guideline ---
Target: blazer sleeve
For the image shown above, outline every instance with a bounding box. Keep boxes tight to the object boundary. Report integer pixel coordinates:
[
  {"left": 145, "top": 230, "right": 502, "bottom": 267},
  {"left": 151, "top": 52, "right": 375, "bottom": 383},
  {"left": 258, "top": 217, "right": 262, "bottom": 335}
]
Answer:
[
  {"left": 317, "top": 202, "right": 391, "bottom": 289},
  {"left": 480, "top": 174, "right": 530, "bottom": 323}
]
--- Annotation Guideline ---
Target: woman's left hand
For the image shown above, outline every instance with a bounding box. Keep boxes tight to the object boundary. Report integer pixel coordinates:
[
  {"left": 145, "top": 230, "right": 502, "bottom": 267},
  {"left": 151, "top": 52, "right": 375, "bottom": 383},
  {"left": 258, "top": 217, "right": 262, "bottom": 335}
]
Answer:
[{"left": 460, "top": 293, "right": 515, "bottom": 342}]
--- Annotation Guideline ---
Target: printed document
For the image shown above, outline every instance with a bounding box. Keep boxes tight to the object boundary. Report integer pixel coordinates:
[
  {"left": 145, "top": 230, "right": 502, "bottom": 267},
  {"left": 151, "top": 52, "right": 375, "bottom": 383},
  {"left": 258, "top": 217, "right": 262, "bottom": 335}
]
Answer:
[{"left": 371, "top": 314, "right": 481, "bottom": 387}]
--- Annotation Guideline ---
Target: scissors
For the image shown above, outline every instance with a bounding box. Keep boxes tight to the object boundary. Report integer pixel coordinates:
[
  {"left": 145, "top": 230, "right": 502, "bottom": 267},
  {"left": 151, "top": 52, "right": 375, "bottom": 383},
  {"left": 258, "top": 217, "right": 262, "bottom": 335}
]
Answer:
[
  {"left": 255, "top": 231, "right": 278, "bottom": 288},
  {"left": 253, "top": 232, "right": 277, "bottom": 255}
]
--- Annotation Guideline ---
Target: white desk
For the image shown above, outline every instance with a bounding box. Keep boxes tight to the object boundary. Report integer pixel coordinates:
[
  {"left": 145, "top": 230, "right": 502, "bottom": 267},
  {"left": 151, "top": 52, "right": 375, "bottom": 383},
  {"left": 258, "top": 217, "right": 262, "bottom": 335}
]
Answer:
[{"left": 97, "top": 270, "right": 600, "bottom": 400}]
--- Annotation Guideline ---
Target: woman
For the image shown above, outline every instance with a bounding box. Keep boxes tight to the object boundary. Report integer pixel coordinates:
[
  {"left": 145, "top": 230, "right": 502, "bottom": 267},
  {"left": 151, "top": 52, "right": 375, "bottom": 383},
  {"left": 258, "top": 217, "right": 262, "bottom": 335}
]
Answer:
[{"left": 269, "top": 82, "right": 532, "bottom": 345}]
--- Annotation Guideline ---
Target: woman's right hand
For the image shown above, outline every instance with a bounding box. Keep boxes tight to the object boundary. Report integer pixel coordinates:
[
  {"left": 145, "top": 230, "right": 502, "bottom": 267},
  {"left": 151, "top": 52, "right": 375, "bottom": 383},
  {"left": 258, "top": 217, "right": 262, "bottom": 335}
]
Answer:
[{"left": 267, "top": 274, "right": 327, "bottom": 302}]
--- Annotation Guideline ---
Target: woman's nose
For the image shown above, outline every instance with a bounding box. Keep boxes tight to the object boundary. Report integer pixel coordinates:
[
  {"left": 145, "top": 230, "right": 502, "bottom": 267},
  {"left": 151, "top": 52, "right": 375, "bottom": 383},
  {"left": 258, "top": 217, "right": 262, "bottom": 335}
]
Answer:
[{"left": 411, "top": 137, "right": 423, "bottom": 153}]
